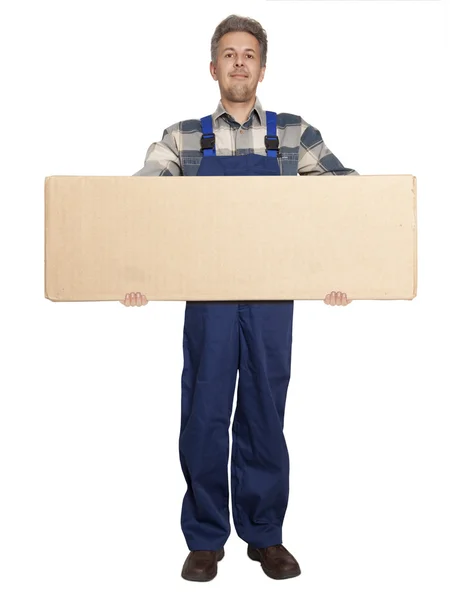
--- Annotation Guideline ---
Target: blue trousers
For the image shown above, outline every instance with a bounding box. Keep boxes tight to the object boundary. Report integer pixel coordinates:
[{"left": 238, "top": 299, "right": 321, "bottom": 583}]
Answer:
[{"left": 179, "top": 300, "right": 293, "bottom": 550}]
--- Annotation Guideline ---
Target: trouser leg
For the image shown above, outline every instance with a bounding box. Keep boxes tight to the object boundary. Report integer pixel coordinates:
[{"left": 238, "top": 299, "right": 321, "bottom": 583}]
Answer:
[
  {"left": 179, "top": 301, "right": 239, "bottom": 550},
  {"left": 231, "top": 301, "right": 294, "bottom": 548}
]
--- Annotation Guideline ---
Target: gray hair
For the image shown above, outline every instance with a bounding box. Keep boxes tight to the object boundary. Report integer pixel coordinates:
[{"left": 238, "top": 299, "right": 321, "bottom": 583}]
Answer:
[{"left": 211, "top": 14, "right": 268, "bottom": 68}]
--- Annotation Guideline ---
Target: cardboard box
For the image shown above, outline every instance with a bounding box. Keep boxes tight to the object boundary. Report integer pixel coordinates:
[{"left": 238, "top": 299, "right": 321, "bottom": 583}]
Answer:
[{"left": 44, "top": 174, "right": 417, "bottom": 301}]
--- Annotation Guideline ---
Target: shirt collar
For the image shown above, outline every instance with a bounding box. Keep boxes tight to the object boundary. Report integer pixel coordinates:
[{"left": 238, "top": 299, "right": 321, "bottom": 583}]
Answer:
[{"left": 212, "top": 96, "right": 265, "bottom": 128}]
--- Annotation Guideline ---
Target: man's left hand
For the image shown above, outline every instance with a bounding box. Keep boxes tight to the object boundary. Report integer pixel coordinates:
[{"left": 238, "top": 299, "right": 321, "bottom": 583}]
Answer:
[{"left": 324, "top": 291, "right": 352, "bottom": 306}]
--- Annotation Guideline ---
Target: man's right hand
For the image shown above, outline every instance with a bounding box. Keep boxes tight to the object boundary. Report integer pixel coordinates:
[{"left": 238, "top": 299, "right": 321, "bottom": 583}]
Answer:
[{"left": 120, "top": 292, "right": 148, "bottom": 307}]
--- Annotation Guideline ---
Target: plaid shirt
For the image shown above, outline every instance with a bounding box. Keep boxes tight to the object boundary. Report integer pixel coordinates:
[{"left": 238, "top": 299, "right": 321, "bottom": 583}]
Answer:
[{"left": 133, "top": 96, "right": 358, "bottom": 177}]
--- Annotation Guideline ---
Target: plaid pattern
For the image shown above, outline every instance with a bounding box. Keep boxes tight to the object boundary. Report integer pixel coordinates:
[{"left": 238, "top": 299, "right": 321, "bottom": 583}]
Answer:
[{"left": 133, "top": 96, "right": 358, "bottom": 177}]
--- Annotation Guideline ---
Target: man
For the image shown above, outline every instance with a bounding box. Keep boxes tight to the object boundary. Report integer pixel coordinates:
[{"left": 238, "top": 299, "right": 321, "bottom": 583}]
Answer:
[{"left": 123, "top": 14, "right": 357, "bottom": 581}]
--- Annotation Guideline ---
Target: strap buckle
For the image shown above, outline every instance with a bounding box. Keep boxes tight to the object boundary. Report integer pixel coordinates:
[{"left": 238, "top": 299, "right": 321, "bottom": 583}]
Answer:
[
  {"left": 265, "top": 135, "right": 280, "bottom": 155},
  {"left": 200, "top": 133, "right": 215, "bottom": 152}
]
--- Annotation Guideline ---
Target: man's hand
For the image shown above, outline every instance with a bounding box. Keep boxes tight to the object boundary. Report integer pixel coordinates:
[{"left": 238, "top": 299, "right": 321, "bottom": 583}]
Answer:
[
  {"left": 324, "top": 291, "right": 352, "bottom": 306},
  {"left": 120, "top": 292, "right": 148, "bottom": 307}
]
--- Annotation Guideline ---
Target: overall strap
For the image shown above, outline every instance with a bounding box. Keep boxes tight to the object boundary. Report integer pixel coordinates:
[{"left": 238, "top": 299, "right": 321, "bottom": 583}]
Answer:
[
  {"left": 265, "top": 111, "right": 279, "bottom": 157},
  {"left": 200, "top": 116, "right": 216, "bottom": 157}
]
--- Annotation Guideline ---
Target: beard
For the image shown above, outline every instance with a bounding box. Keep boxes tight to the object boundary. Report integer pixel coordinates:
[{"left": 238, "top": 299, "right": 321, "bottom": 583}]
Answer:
[{"left": 226, "top": 79, "right": 253, "bottom": 102}]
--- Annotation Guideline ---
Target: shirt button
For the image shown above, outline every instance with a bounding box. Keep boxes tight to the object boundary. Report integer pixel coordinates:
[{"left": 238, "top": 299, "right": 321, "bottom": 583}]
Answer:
[{"left": 240, "top": 130, "right": 244, "bottom": 134}]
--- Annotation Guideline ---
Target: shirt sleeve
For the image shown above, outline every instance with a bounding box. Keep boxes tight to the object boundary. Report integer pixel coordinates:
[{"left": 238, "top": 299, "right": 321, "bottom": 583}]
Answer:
[
  {"left": 298, "top": 118, "right": 359, "bottom": 176},
  {"left": 132, "top": 123, "right": 182, "bottom": 176}
]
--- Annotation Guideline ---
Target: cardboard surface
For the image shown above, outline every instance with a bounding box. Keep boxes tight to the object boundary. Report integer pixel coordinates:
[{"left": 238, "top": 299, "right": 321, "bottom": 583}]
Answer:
[{"left": 44, "top": 175, "right": 417, "bottom": 301}]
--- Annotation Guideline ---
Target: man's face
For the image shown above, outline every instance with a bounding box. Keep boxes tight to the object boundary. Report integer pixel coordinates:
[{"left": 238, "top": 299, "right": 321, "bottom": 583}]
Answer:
[{"left": 210, "top": 31, "right": 266, "bottom": 103}]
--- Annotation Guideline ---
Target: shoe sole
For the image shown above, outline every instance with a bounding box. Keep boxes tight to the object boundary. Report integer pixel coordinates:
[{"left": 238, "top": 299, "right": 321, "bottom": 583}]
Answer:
[
  {"left": 181, "top": 548, "right": 225, "bottom": 582},
  {"left": 247, "top": 547, "right": 301, "bottom": 580}
]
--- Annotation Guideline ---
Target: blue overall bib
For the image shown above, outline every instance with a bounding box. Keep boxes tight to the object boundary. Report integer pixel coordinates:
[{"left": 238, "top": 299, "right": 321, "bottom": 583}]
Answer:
[{"left": 179, "top": 110, "right": 294, "bottom": 551}]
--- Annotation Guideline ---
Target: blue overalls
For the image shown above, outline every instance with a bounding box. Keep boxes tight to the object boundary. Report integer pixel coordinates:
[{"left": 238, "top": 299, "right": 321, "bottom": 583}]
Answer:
[{"left": 179, "top": 110, "right": 294, "bottom": 551}]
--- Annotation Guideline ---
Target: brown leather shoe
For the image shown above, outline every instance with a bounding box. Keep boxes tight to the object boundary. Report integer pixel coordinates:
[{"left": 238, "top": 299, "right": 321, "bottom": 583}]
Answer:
[
  {"left": 181, "top": 548, "right": 225, "bottom": 582},
  {"left": 248, "top": 544, "right": 301, "bottom": 579}
]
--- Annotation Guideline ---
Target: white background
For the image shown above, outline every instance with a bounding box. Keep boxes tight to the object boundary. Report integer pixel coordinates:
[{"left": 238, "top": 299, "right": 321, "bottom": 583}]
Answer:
[{"left": 1, "top": 0, "right": 459, "bottom": 598}]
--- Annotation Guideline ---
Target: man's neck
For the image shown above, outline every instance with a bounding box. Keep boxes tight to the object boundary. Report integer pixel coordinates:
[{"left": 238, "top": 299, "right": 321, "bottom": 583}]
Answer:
[{"left": 221, "top": 96, "right": 256, "bottom": 126}]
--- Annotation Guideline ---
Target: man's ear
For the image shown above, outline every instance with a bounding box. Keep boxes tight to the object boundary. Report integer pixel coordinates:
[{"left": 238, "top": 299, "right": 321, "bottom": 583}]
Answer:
[
  {"left": 259, "top": 66, "right": 266, "bottom": 83},
  {"left": 210, "top": 61, "right": 218, "bottom": 81}
]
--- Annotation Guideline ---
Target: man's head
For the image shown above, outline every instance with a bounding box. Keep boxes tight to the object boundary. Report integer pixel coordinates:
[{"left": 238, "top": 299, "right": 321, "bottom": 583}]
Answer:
[{"left": 210, "top": 15, "right": 267, "bottom": 104}]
